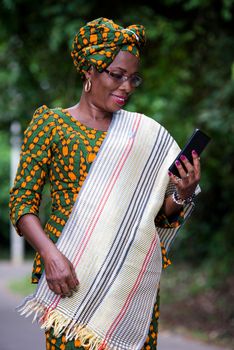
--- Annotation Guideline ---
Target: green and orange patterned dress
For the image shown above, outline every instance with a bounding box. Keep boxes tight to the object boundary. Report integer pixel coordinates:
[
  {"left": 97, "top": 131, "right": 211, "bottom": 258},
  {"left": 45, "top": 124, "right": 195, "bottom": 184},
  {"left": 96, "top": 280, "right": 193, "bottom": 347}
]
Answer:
[{"left": 9, "top": 105, "right": 184, "bottom": 350}]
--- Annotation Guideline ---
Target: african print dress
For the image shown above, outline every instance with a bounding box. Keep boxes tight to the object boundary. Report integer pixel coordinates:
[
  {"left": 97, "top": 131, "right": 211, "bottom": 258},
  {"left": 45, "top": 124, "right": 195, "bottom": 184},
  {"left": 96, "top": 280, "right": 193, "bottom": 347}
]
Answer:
[{"left": 9, "top": 105, "right": 184, "bottom": 350}]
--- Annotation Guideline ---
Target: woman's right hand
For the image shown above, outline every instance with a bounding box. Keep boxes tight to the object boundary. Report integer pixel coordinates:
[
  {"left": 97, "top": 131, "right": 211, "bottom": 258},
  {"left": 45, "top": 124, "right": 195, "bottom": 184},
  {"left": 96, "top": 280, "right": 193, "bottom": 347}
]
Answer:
[
  {"left": 43, "top": 247, "right": 79, "bottom": 298},
  {"left": 16, "top": 214, "right": 79, "bottom": 298}
]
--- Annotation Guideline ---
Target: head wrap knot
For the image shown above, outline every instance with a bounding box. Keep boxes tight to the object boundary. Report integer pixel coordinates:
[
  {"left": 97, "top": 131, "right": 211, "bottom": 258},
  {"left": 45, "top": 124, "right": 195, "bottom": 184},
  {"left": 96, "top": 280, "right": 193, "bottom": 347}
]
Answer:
[{"left": 71, "top": 17, "right": 146, "bottom": 79}]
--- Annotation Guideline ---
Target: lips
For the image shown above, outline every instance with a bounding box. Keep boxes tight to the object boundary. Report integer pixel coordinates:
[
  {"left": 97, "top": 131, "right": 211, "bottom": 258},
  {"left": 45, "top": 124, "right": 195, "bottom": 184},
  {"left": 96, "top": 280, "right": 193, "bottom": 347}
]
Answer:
[{"left": 111, "top": 94, "right": 128, "bottom": 106}]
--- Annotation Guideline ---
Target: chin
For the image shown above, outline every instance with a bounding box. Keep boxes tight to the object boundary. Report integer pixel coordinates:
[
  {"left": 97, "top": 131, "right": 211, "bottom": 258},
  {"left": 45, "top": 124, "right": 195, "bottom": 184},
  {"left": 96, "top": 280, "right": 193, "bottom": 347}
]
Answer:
[
  {"left": 111, "top": 104, "right": 124, "bottom": 112},
  {"left": 104, "top": 104, "right": 122, "bottom": 113},
  {"left": 113, "top": 106, "right": 123, "bottom": 112}
]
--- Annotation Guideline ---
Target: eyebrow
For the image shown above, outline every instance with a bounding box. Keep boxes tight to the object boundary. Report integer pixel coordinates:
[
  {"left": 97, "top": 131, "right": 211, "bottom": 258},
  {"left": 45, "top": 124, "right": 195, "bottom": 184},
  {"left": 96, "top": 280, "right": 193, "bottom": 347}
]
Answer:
[{"left": 110, "top": 66, "right": 140, "bottom": 74}]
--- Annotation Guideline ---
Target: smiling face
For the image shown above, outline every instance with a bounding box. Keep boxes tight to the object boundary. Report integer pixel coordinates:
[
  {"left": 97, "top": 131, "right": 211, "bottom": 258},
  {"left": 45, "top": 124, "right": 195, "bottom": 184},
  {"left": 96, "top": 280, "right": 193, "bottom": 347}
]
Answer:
[{"left": 84, "top": 50, "right": 140, "bottom": 113}]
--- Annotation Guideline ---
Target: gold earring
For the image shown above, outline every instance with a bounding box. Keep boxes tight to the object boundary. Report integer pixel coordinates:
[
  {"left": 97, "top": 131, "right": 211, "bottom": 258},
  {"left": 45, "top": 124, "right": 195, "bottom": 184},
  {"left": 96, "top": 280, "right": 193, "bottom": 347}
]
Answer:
[{"left": 84, "top": 79, "right": 92, "bottom": 92}]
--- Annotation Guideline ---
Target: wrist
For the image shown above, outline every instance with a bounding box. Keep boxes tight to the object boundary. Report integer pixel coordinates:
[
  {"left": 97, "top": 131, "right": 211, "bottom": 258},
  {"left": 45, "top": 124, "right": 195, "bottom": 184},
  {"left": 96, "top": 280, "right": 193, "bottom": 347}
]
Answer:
[
  {"left": 172, "top": 191, "right": 195, "bottom": 206},
  {"left": 40, "top": 241, "right": 58, "bottom": 260}
]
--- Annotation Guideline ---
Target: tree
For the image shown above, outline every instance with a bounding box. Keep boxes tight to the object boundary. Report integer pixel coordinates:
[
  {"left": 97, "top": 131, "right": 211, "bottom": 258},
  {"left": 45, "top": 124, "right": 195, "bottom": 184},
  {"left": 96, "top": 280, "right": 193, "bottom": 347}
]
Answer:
[{"left": 1, "top": 0, "right": 233, "bottom": 279}]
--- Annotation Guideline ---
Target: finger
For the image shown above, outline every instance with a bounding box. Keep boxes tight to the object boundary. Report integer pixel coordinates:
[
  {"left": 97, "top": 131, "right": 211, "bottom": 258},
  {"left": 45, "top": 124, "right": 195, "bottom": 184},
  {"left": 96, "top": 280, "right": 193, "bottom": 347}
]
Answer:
[
  {"left": 175, "top": 160, "right": 188, "bottom": 180},
  {"left": 168, "top": 172, "right": 183, "bottom": 189},
  {"left": 180, "top": 155, "right": 195, "bottom": 176},
  {"left": 47, "top": 281, "right": 62, "bottom": 296},
  {"left": 65, "top": 257, "right": 79, "bottom": 285},
  {"left": 192, "top": 150, "right": 201, "bottom": 179},
  {"left": 67, "top": 263, "right": 79, "bottom": 291},
  {"left": 69, "top": 262, "right": 79, "bottom": 285},
  {"left": 60, "top": 283, "right": 73, "bottom": 298},
  {"left": 67, "top": 275, "right": 78, "bottom": 292},
  {"left": 67, "top": 274, "right": 78, "bottom": 293},
  {"left": 60, "top": 257, "right": 79, "bottom": 291},
  {"left": 168, "top": 171, "right": 179, "bottom": 182}
]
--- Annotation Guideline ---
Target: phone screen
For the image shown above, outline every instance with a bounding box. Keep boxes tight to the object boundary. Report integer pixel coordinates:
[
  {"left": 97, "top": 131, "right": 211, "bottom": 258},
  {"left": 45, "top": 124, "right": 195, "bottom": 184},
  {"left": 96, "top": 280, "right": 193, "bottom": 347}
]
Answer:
[{"left": 168, "top": 129, "right": 211, "bottom": 178}]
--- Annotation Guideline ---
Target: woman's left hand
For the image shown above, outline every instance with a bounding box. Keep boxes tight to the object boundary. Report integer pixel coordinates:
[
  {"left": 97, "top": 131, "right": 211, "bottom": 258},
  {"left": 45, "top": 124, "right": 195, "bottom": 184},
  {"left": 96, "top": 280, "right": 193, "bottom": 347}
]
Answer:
[{"left": 169, "top": 150, "right": 201, "bottom": 200}]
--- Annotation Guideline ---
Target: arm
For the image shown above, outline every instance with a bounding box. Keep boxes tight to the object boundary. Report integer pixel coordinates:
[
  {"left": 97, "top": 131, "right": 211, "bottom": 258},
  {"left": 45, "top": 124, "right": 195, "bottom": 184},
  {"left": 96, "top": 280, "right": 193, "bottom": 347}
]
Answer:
[
  {"left": 164, "top": 150, "right": 201, "bottom": 217},
  {"left": 9, "top": 106, "right": 78, "bottom": 297},
  {"left": 162, "top": 196, "right": 183, "bottom": 218},
  {"left": 155, "top": 150, "right": 200, "bottom": 237},
  {"left": 155, "top": 151, "right": 201, "bottom": 268},
  {"left": 17, "top": 214, "right": 79, "bottom": 297}
]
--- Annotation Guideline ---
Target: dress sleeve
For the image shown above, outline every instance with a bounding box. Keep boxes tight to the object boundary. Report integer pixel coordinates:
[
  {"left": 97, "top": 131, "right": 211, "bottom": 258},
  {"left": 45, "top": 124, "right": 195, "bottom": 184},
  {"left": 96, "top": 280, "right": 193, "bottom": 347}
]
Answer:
[
  {"left": 9, "top": 105, "right": 55, "bottom": 235},
  {"left": 155, "top": 180, "right": 184, "bottom": 229},
  {"left": 155, "top": 180, "right": 201, "bottom": 269}
]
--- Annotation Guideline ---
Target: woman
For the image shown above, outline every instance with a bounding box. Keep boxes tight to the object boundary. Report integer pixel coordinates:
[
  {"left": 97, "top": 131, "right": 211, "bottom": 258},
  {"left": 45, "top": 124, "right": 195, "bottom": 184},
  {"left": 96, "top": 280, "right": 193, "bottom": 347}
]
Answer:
[{"left": 9, "top": 18, "right": 200, "bottom": 350}]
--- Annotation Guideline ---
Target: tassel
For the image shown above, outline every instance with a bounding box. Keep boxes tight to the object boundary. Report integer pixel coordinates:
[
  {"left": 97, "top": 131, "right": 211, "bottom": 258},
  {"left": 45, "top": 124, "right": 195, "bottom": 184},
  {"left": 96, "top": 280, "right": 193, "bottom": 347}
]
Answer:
[{"left": 16, "top": 296, "right": 114, "bottom": 349}]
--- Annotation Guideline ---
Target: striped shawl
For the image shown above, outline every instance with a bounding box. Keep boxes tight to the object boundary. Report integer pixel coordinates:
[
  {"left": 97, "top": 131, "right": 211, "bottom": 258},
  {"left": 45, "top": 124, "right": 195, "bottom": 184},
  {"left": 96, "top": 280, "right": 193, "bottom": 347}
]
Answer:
[{"left": 18, "top": 109, "right": 197, "bottom": 350}]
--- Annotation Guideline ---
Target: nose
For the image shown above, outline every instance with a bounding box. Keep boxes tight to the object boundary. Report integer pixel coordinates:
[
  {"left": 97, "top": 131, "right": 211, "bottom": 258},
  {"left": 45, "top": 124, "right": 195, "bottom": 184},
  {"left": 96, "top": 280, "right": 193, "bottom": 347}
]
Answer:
[{"left": 119, "top": 79, "right": 134, "bottom": 93}]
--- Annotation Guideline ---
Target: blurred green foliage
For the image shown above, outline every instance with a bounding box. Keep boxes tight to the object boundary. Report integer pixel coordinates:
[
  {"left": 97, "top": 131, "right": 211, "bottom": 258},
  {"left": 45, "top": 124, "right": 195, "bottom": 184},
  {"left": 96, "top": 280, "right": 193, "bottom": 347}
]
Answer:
[
  {"left": 1, "top": 1, "right": 233, "bottom": 281},
  {"left": 8, "top": 275, "right": 36, "bottom": 296}
]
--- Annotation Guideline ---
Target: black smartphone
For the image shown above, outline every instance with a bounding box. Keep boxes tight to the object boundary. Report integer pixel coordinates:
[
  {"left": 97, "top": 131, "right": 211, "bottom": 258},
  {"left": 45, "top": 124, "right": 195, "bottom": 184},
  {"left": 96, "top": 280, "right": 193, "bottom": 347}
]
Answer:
[{"left": 169, "top": 128, "right": 211, "bottom": 178}]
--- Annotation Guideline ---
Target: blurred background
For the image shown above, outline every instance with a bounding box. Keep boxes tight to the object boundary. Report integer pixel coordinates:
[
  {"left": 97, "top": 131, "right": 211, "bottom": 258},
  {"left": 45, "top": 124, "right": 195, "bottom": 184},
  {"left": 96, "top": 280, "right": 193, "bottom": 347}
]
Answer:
[{"left": 0, "top": 0, "right": 233, "bottom": 349}]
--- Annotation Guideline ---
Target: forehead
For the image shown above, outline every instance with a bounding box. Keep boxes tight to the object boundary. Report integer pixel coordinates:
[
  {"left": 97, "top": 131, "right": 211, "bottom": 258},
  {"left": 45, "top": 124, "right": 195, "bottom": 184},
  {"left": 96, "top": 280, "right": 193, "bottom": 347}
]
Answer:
[{"left": 108, "top": 50, "right": 140, "bottom": 73}]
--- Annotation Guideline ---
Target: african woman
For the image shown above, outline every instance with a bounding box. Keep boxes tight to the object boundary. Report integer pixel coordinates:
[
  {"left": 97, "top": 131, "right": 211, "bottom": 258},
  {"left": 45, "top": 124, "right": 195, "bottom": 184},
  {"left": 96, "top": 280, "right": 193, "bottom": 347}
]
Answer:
[{"left": 9, "top": 17, "right": 201, "bottom": 350}]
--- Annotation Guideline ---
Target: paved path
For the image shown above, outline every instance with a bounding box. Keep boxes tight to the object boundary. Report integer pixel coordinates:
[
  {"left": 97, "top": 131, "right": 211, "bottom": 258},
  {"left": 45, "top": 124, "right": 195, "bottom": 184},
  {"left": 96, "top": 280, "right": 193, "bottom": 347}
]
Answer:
[
  {"left": 0, "top": 262, "right": 230, "bottom": 350},
  {"left": 0, "top": 262, "right": 44, "bottom": 350}
]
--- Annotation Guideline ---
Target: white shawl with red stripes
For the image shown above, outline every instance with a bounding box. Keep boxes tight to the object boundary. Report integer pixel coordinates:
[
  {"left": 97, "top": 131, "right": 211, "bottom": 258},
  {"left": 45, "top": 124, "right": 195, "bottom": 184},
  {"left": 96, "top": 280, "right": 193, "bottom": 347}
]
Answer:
[{"left": 18, "top": 109, "right": 195, "bottom": 350}]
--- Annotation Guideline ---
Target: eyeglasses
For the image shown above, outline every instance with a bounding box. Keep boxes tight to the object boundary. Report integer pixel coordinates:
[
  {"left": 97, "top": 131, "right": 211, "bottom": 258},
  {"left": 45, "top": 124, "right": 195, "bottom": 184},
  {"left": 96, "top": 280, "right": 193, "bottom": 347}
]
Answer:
[{"left": 104, "top": 69, "right": 143, "bottom": 88}]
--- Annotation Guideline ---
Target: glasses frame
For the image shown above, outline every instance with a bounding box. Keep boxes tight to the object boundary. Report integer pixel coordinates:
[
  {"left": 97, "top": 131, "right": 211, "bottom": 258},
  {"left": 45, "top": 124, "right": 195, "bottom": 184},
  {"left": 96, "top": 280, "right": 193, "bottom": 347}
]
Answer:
[{"left": 103, "top": 69, "right": 143, "bottom": 88}]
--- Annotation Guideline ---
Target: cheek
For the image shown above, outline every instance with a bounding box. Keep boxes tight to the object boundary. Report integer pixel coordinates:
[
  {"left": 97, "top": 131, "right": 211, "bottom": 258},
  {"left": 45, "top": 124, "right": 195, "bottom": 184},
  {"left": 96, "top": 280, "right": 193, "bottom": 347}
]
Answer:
[{"left": 92, "top": 79, "right": 113, "bottom": 101}]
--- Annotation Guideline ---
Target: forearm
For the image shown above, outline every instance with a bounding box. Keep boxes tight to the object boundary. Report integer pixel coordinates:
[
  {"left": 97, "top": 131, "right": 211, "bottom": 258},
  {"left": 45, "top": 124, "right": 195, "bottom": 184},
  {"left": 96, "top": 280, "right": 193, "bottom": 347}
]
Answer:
[
  {"left": 162, "top": 195, "right": 183, "bottom": 218},
  {"left": 17, "top": 213, "right": 79, "bottom": 297},
  {"left": 17, "top": 214, "right": 57, "bottom": 259}
]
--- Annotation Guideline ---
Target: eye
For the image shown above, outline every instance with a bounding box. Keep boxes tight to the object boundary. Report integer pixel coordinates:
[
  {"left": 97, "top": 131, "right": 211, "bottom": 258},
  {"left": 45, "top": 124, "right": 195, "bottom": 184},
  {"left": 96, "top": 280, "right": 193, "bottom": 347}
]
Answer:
[
  {"left": 109, "top": 72, "right": 124, "bottom": 80},
  {"left": 131, "top": 75, "right": 143, "bottom": 87}
]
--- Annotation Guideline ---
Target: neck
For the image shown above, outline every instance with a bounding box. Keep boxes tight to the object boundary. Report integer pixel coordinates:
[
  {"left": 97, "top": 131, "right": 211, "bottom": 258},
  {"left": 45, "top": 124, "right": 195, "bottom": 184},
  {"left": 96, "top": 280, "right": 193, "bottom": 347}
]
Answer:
[
  {"left": 72, "top": 93, "right": 112, "bottom": 122},
  {"left": 66, "top": 93, "right": 113, "bottom": 131}
]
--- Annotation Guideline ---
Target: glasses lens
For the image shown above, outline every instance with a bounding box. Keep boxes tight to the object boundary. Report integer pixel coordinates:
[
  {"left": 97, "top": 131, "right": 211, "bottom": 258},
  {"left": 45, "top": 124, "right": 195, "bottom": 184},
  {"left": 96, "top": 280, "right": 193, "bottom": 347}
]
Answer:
[
  {"left": 105, "top": 69, "right": 143, "bottom": 87},
  {"left": 110, "top": 72, "right": 124, "bottom": 80},
  {"left": 131, "top": 75, "right": 143, "bottom": 87}
]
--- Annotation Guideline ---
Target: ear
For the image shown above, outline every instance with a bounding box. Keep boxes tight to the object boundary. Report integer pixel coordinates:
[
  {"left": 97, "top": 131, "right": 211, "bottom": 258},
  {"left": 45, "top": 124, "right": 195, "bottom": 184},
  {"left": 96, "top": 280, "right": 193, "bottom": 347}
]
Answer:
[{"left": 83, "top": 66, "right": 94, "bottom": 80}]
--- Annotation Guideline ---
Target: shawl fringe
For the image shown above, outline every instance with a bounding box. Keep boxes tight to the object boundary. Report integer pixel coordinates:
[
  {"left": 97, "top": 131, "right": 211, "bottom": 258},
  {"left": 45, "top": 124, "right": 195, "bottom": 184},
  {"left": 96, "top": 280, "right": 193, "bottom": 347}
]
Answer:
[{"left": 17, "top": 299, "right": 108, "bottom": 349}]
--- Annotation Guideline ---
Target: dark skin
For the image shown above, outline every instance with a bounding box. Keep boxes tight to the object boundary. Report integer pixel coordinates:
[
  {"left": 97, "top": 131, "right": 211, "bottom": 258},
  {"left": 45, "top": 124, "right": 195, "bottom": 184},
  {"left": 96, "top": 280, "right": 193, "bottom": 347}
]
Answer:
[{"left": 17, "top": 51, "right": 201, "bottom": 298}]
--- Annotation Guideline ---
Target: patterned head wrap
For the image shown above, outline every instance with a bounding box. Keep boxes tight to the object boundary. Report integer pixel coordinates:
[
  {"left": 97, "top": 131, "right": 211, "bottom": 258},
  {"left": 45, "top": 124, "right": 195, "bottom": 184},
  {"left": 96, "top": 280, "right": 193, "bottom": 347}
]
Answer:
[{"left": 71, "top": 17, "right": 146, "bottom": 80}]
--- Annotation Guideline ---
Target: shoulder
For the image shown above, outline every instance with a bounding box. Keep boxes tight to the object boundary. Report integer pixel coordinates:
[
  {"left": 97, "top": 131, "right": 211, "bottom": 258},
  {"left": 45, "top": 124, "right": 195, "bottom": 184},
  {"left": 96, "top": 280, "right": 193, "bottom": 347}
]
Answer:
[
  {"left": 24, "top": 105, "right": 57, "bottom": 137},
  {"left": 137, "top": 113, "right": 182, "bottom": 161},
  {"left": 29, "top": 105, "right": 55, "bottom": 124},
  {"left": 28, "top": 105, "right": 66, "bottom": 127},
  {"left": 121, "top": 109, "right": 174, "bottom": 137},
  {"left": 139, "top": 112, "right": 170, "bottom": 134},
  {"left": 121, "top": 109, "right": 165, "bottom": 128},
  {"left": 122, "top": 109, "right": 181, "bottom": 153}
]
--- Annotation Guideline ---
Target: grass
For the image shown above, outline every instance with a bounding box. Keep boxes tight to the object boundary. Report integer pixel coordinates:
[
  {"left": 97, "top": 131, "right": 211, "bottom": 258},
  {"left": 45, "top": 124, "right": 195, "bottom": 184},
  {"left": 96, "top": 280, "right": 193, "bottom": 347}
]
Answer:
[
  {"left": 160, "top": 263, "right": 210, "bottom": 303},
  {"left": 8, "top": 275, "right": 36, "bottom": 296},
  {"left": 159, "top": 263, "right": 234, "bottom": 349}
]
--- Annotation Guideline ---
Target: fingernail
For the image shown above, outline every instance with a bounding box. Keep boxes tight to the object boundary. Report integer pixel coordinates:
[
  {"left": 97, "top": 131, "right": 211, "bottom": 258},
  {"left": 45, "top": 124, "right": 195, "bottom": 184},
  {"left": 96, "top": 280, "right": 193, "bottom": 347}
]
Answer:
[
  {"left": 168, "top": 171, "right": 172, "bottom": 176},
  {"left": 180, "top": 155, "right": 186, "bottom": 161},
  {"left": 192, "top": 150, "right": 197, "bottom": 156},
  {"left": 175, "top": 160, "right": 180, "bottom": 166}
]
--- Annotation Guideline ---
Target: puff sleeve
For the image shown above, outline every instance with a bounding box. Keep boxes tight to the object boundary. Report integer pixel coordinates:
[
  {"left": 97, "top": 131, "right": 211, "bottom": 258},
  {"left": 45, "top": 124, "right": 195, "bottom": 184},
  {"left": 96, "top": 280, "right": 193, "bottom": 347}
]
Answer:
[{"left": 9, "top": 105, "right": 55, "bottom": 235}]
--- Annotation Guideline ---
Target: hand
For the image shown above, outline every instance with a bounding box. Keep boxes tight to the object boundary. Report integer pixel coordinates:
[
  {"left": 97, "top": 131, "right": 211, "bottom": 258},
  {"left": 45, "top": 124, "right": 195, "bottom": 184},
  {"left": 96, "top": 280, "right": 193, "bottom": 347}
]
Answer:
[
  {"left": 168, "top": 150, "right": 201, "bottom": 200},
  {"left": 43, "top": 247, "right": 79, "bottom": 298}
]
